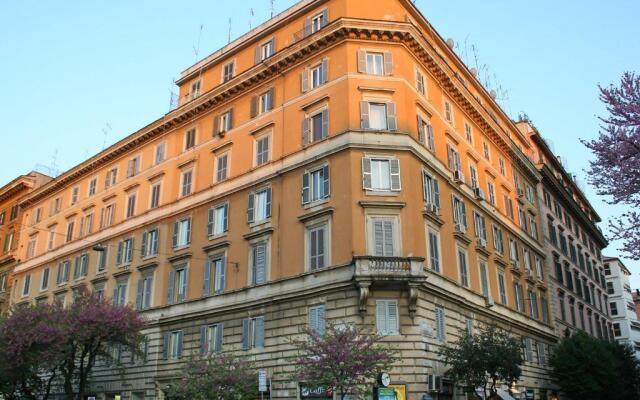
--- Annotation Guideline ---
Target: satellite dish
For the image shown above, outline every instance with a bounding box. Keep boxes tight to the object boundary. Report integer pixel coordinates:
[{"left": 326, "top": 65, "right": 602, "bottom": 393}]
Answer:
[
  {"left": 446, "top": 38, "right": 454, "bottom": 49},
  {"left": 490, "top": 90, "right": 497, "bottom": 99},
  {"left": 470, "top": 68, "right": 477, "bottom": 76}
]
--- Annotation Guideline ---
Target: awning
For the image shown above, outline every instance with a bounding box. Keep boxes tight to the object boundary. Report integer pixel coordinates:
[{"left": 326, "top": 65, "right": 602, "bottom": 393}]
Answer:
[{"left": 475, "top": 387, "right": 516, "bottom": 400}]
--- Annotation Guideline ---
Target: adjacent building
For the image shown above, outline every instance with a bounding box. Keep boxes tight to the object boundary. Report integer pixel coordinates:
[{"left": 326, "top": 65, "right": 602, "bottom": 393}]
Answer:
[
  {"left": 0, "top": 171, "right": 51, "bottom": 315},
  {"left": 520, "top": 122, "right": 612, "bottom": 340},
  {"left": 9, "top": 0, "right": 571, "bottom": 398},
  {"left": 604, "top": 256, "right": 640, "bottom": 358}
]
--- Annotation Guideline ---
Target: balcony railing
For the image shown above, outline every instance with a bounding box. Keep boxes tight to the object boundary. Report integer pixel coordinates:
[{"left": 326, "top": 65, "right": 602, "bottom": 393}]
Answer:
[{"left": 354, "top": 256, "right": 425, "bottom": 278}]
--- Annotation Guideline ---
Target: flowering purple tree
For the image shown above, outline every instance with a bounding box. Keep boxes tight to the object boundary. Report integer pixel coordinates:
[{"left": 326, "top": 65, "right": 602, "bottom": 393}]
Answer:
[
  {"left": 165, "top": 353, "right": 258, "bottom": 400},
  {"left": 582, "top": 72, "right": 640, "bottom": 259},
  {"left": 293, "top": 323, "right": 397, "bottom": 400}
]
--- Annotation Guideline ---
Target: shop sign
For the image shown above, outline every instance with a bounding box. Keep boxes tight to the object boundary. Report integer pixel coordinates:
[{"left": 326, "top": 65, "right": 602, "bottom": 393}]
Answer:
[
  {"left": 300, "top": 385, "right": 332, "bottom": 398},
  {"left": 377, "top": 387, "right": 397, "bottom": 400}
]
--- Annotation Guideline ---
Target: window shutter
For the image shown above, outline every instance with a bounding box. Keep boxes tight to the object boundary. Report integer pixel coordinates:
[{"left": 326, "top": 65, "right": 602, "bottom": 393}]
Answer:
[
  {"left": 215, "top": 323, "right": 224, "bottom": 352},
  {"left": 390, "top": 159, "right": 401, "bottom": 191},
  {"left": 422, "top": 172, "right": 428, "bottom": 201},
  {"left": 56, "top": 264, "right": 62, "bottom": 284},
  {"left": 200, "top": 326, "right": 207, "bottom": 354},
  {"left": 374, "top": 221, "right": 384, "bottom": 256},
  {"left": 269, "top": 37, "right": 276, "bottom": 54},
  {"left": 265, "top": 188, "right": 272, "bottom": 218},
  {"left": 185, "top": 218, "right": 192, "bottom": 244},
  {"left": 302, "top": 172, "right": 310, "bottom": 204},
  {"left": 303, "top": 17, "right": 312, "bottom": 37},
  {"left": 136, "top": 279, "right": 144, "bottom": 309},
  {"left": 213, "top": 114, "right": 220, "bottom": 135},
  {"left": 112, "top": 287, "right": 118, "bottom": 305},
  {"left": 446, "top": 144, "right": 454, "bottom": 170},
  {"left": 360, "top": 101, "right": 370, "bottom": 129},
  {"left": 316, "top": 305, "right": 325, "bottom": 334},
  {"left": 357, "top": 49, "right": 367, "bottom": 73},
  {"left": 242, "top": 318, "right": 250, "bottom": 350},
  {"left": 181, "top": 267, "right": 188, "bottom": 302},
  {"left": 116, "top": 241, "right": 123, "bottom": 265},
  {"left": 383, "top": 221, "right": 394, "bottom": 256},
  {"left": 255, "top": 245, "right": 266, "bottom": 284},
  {"left": 255, "top": 317, "right": 265, "bottom": 348},
  {"left": 207, "top": 208, "right": 215, "bottom": 236},
  {"left": 321, "top": 9, "right": 329, "bottom": 27},
  {"left": 250, "top": 95, "right": 258, "bottom": 118},
  {"left": 362, "top": 157, "right": 372, "bottom": 190},
  {"left": 433, "top": 179, "right": 441, "bottom": 208},
  {"left": 309, "top": 307, "right": 317, "bottom": 332},
  {"left": 321, "top": 109, "right": 329, "bottom": 138},
  {"left": 167, "top": 270, "right": 176, "bottom": 305},
  {"left": 141, "top": 232, "right": 148, "bottom": 257},
  {"left": 321, "top": 58, "right": 329, "bottom": 83},
  {"left": 216, "top": 257, "right": 226, "bottom": 293},
  {"left": 322, "top": 165, "right": 330, "bottom": 198},
  {"left": 416, "top": 69, "right": 424, "bottom": 93},
  {"left": 255, "top": 45, "right": 262, "bottom": 64},
  {"left": 222, "top": 204, "right": 229, "bottom": 231},
  {"left": 461, "top": 201, "right": 468, "bottom": 229},
  {"left": 302, "top": 117, "right": 311, "bottom": 145},
  {"left": 176, "top": 331, "right": 183, "bottom": 358},
  {"left": 386, "top": 102, "right": 397, "bottom": 131},
  {"left": 229, "top": 108, "right": 234, "bottom": 129},
  {"left": 417, "top": 115, "right": 425, "bottom": 144},
  {"left": 301, "top": 68, "right": 309, "bottom": 93},
  {"left": 203, "top": 260, "right": 212, "bottom": 296},
  {"left": 152, "top": 230, "right": 159, "bottom": 255},
  {"left": 162, "top": 332, "right": 170, "bottom": 360},
  {"left": 267, "top": 88, "right": 275, "bottom": 110},
  {"left": 427, "top": 124, "right": 435, "bottom": 150},
  {"left": 376, "top": 301, "right": 387, "bottom": 335},
  {"left": 172, "top": 222, "right": 178, "bottom": 248},
  {"left": 144, "top": 276, "right": 152, "bottom": 308},
  {"left": 383, "top": 51, "right": 393, "bottom": 75},
  {"left": 127, "top": 238, "right": 134, "bottom": 263},
  {"left": 387, "top": 301, "right": 398, "bottom": 335},
  {"left": 247, "top": 192, "right": 255, "bottom": 223}
]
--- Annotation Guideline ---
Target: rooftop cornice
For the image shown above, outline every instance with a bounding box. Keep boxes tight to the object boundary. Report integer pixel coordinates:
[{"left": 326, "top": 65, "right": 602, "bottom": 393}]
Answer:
[{"left": 0, "top": 175, "right": 34, "bottom": 204}]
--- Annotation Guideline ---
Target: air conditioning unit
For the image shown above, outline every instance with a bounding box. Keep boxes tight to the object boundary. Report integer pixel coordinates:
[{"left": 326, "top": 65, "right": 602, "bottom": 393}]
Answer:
[
  {"left": 477, "top": 238, "right": 487, "bottom": 248},
  {"left": 485, "top": 296, "right": 495, "bottom": 308},
  {"left": 455, "top": 223, "right": 466, "bottom": 234},
  {"left": 428, "top": 374, "right": 442, "bottom": 392},
  {"left": 426, "top": 203, "right": 439, "bottom": 215},
  {"left": 453, "top": 170, "right": 465, "bottom": 184},
  {"left": 474, "top": 187, "right": 485, "bottom": 200}
]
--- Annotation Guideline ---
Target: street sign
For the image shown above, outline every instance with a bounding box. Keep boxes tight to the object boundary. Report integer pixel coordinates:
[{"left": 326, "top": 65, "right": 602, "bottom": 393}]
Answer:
[{"left": 258, "top": 369, "right": 268, "bottom": 392}]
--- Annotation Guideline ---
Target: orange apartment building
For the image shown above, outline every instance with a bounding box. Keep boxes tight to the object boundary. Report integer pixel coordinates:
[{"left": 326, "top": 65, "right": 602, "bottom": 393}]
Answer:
[
  {"left": 10, "top": 0, "right": 560, "bottom": 399},
  {"left": 0, "top": 171, "right": 50, "bottom": 315}
]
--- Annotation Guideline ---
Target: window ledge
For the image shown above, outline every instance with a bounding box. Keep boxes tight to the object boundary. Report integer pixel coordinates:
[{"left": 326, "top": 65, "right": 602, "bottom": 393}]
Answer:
[
  {"left": 364, "top": 190, "right": 400, "bottom": 197},
  {"left": 302, "top": 198, "right": 330, "bottom": 210},
  {"left": 141, "top": 254, "right": 158, "bottom": 262},
  {"left": 243, "top": 227, "right": 274, "bottom": 241},
  {"left": 358, "top": 200, "right": 405, "bottom": 209},
  {"left": 208, "top": 232, "right": 228, "bottom": 241},
  {"left": 298, "top": 206, "right": 334, "bottom": 223}
]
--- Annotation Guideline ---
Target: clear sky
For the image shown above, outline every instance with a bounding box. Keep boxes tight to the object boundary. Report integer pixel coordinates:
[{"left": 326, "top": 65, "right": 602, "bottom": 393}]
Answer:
[{"left": 1, "top": 0, "right": 638, "bottom": 284}]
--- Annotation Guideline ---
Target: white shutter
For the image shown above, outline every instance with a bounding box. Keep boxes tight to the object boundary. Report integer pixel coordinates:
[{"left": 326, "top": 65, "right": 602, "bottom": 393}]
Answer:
[
  {"left": 387, "top": 300, "right": 398, "bottom": 335},
  {"left": 376, "top": 300, "right": 387, "bottom": 335}
]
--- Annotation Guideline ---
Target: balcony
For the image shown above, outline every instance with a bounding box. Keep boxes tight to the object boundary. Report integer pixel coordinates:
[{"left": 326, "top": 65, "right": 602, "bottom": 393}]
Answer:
[{"left": 353, "top": 256, "right": 426, "bottom": 319}]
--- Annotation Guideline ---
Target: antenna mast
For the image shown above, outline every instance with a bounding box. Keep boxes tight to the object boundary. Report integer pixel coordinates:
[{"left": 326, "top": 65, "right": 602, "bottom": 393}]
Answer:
[{"left": 270, "top": 0, "right": 275, "bottom": 18}]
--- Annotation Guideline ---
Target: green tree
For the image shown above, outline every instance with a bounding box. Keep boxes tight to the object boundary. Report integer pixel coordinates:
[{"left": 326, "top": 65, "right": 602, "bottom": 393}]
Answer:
[
  {"left": 165, "top": 353, "right": 258, "bottom": 400},
  {"left": 439, "top": 324, "right": 523, "bottom": 399},
  {"left": 551, "top": 332, "right": 640, "bottom": 400}
]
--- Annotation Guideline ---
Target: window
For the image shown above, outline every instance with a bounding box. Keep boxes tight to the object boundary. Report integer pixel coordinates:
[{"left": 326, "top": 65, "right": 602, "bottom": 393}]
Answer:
[
  {"left": 56, "top": 260, "right": 70, "bottom": 285},
  {"left": 54, "top": 292, "right": 66, "bottom": 306},
  {"left": 40, "top": 267, "right": 50, "bottom": 291},
  {"left": 499, "top": 158, "right": 506, "bottom": 176},
  {"left": 150, "top": 182, "right": 161, "bottom": 209},
  {"left": 184, "top": 128, "right": 196, "bottom": 150},
  {"left": 302, "top": 165, "right": 330, "bottom": 204},
  {"left": 523, "top": 338, "right": 533, "bottom": 362},
  {"left": 79, "top": 213, "right": 93, "bottom": 237},
  {"left": 242, "top": 316, "right": 265, "bottom": 350},
  {"left": 116, "top": 238, "right": 134, "bottom": 266},
  {"left": 473, "top": 211, "right": 487, "bottom": 242},
  {"left": 479, "top": 260, "right": 490, "bottom": 297},
  {"left": 416, "top": 69, "right": 426, "bottom": 95},
  {"left": 126, "top": 193, "right": 136, "bottom": 218},
  {"left": 9, "top": 205, "right": 18, "bottom": 221},
  {"left": 464, "top": 122, "right": 473, "bottom": 143},
  {"left": 444, "top": 101, "right": 453, "bottom": 124},
  {"left": 528, "top": 289, "right": 539, "bottom": 319},
  {"left": 22, "top": 274, "right": 31, "bottom": 297},
  {"left": 482, "top": 141, "right": 491, "bottom": 160},
  {"left": 168, "top": 265, "right": 188, "bottom": 304},
  {"left": 73, "top": 254, "right": 89, "bottom": 280},
  {"left": 181, "top": 169, "right": 193, "bottom": 197},
  {"left": 0, "top": 273, "right": 6, "bottom": 292},
  {"left": 259, "top": 90, "right": 274, "bottom": 114},
  {"left": 309, "top": 304, "right": 326, "bottom": 335},
  {"left": 250, "top": 242, "right": 268, "bottom": 285},
  {"left": 303, "top": 109, "right": 329, "bottom": 144},
  {"left": 26, "top": 236, "right": 37, "bottom": 259},
  {"left": 222, "top": 61, "right": 235, "bottom": 82},
  {"left": 535, "top": 256, "right": 544, "bottom": 280},
  {"left": 163, "top": 331, "right": 183, "bottom": 359},
  {"left": 416, "top": 114, "right": 435, "bottom": 150},
  {"left": 47, "top": 228, "right": 56, "bottom": 251},
  {"left": 155, "top": 142, "right": 166, "bottom": 165},
  {"left": 306, "top": 60, "right": 328, "bottom": 91},
  {"left": 247, "top": 187, "right": 272, "bottom": 224},
  {"left": 504, "top": 194, "right": 514, "bottom": 219},
  {"left": 0, "top": 212, "right": 4, "bottom": 225},
  {"left": 310, "top": 10, "right": 327, "bottom": 33},
  {"left": 361, "top": 102, "right": 397, "bottom": 131},
  {"left": 65, "top": 220, "right": 75, "bottom": 243},
  {"left": 97, "top": 247, "right": 108, "bottom": 273},
  {"left": 422, "top": 171, "right": 440, "bottom": 209},
  {"left": 307, "top": 223, "right": 328, "bottom": 271},
  {"left": 458, "top": 248, "right": 469, "bottom": 287},
  {"left": 141, "top": 228, "right": 159, "bottom": 258},
  {"left": 606, "top": 282, "right": 614, "bottom": 295},
  {"left": 365, "top": 52, "right": 385, "bottom": 75},
  {"left": 100, "top": 203, "right": 116, "bottom": 228},
  {"left": 427, "top": 227, "right": 441, "bottom": 273},
  {"left": 190, "top": 80, "right": 201, "bottom": 98},
  {"left": 216, "top": 152, "right": 229, "bottom": 182},
  {"left": 610, "top": 302, "right": 618, "bottom": 316},
  {"left": 376, "top": 299, "right": 399, "bottom": 336},
  {"left": 255, "top": 134, "right": 270, "bottom": 166},
  {"left": 136, "top": 273, "right": 154, "bottom": 310},
  {"left": 493, "top": 225, "right": 504, "bottom": 254},
  {"left": 371, "top": 217, "right": 398, "bottom": 257},
  {"left": 446, "top": 144, "right": 462, "bottom": 173},
  {"left": 216, "top": 109, "right": 233, "bottom": 134},
  {"left": 362, "top": 157, "right": 401, "bottom": 192},
  {"left": 172, "top": 217, "right": 192, "bottom": 248},
  {"left": 452, "top": 195, "right": 467, "bottom": 232},
  {"left": 127, "top": 156, "right": 141, "bottom": 178},
  {"left": 259, "top": 39, "right": 275, "bottom": 61},
  {"left": 524, "top": 248, "right": 532, "bottom": 272},
  {"left": 204, "top": 254, "right": 226, "bottom": 295},
  {"left": 498, "top": 272, "right": 507, "bottom": 304},
  {"left": 509, "top": 237, "right": 519, "bottom": 265},
  {"left": 514, "top": 283, "right": 525, "bottom": 312},
  {"left": 200, "top": 323, "right": 224, "bottom": 354},
  {"left": 435, "top": 305, "right": 445, "bottom": 342},
  {"left": 3, "top": 231, "right": 13, "bottom": 253},
  {"left": 105, "top": 168, "right": 118, "bottom": 189},
  {"left": 113, "top": 279, "right": 128, "bottom": 306},
  {"left": 469, "top": 164, "right": 479, "bottom": 189},
  {"left": 207, "top": 203, "right": 229, "bottom": 237}
]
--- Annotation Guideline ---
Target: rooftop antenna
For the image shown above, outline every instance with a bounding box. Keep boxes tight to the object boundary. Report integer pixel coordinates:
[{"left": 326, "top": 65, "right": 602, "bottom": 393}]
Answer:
[
  {"left": 193, "top": 24, "right": 204, "bottom": 62},
  {"left": 51, "top": 149, "right": 59, "bottom": 174},
  {"left": 249, "top": 8, "right": 255, "bottom": 29},
  {"left": 270, "top": 0, "right": 275, "bottom": 18},
  {"left": 228, "top": 18, "right": 232, "bottom": 43},
  {"left": 101, "top": 123, "right": 112, "bottom": 150}
]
